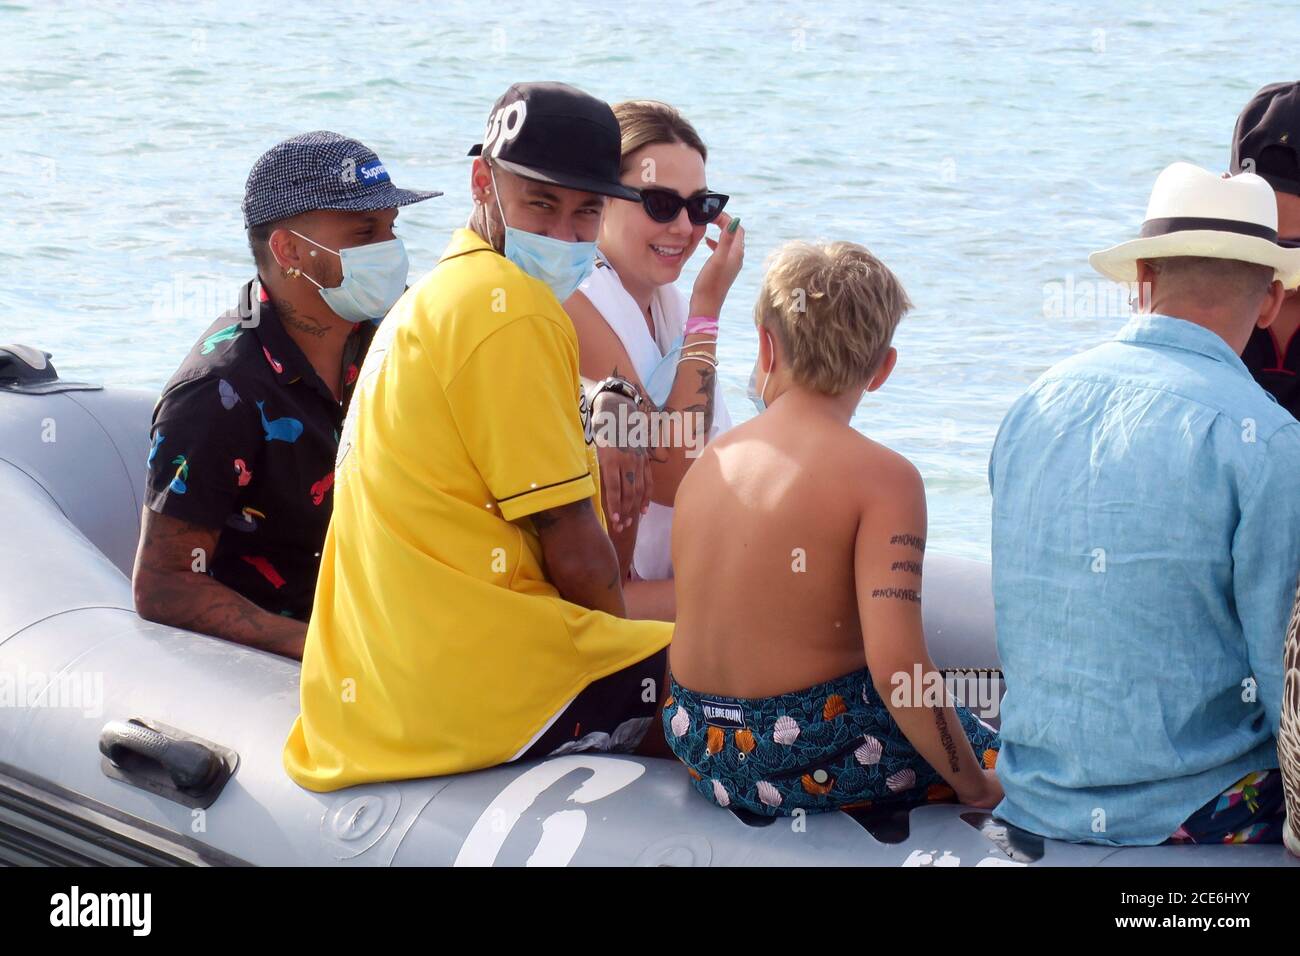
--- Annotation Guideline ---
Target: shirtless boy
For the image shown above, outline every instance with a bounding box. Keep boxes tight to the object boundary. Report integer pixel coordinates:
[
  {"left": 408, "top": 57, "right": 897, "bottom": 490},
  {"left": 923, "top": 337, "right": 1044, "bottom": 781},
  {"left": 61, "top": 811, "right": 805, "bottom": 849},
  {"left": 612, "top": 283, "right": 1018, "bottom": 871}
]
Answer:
[{"left": 663, "top": 240, "right": 1002, "bottom": 815}]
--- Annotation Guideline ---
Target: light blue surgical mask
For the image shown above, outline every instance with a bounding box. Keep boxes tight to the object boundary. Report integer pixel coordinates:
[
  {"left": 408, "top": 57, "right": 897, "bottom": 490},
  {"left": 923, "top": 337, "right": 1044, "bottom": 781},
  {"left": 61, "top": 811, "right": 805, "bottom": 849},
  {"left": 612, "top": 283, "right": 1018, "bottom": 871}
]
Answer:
[
  {"left": 747, "top": 330, "right": 774, "bottom": 413},
  {"left": 291, "top": 230, "right": 409, "bottom": 324},
  {"left": 644, "top": 334, "right": 685, "bottom": 407},
  {"left": 489, "top": 168, "right": 597, "bottom": 303}
]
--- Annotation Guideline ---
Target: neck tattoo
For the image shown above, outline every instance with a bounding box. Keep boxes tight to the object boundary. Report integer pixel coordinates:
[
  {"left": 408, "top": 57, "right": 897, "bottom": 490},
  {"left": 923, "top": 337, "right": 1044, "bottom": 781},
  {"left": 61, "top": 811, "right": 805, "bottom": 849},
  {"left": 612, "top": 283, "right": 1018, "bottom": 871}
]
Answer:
[{"left": 278, "top": 300, "right": 330, "bottom": 339}]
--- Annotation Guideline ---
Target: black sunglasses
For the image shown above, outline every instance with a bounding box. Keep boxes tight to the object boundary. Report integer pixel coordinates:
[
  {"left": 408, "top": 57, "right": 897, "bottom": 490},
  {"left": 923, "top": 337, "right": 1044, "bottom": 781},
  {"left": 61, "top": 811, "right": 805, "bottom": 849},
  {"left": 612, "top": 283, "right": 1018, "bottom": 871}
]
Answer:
[{"left": 635, "top": 187, "right": 729, "bottom": 225}]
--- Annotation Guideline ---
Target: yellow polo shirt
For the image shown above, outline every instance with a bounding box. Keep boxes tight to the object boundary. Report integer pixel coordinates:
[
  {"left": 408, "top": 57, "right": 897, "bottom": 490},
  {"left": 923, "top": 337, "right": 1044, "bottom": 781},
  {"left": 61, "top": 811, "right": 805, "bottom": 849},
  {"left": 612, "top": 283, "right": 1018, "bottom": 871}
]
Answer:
[{"left": 283, "top": 229, "right": 672, "bottom": 790}]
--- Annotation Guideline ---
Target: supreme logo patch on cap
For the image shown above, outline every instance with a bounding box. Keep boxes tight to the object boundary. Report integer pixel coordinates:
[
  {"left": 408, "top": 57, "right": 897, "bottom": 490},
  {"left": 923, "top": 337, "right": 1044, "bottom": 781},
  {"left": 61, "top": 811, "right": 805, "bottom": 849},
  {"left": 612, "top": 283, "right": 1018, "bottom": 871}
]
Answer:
[{"left": 358, "top": 159, "right": 390, "bottom": 184}]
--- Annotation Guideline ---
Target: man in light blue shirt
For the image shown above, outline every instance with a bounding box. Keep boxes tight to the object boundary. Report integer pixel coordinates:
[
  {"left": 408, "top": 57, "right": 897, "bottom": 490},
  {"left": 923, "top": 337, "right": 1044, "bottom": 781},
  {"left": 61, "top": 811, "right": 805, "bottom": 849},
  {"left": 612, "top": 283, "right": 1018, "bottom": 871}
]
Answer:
[{"left": 990, "top": 162, "right": 1300, "bottom": 845}]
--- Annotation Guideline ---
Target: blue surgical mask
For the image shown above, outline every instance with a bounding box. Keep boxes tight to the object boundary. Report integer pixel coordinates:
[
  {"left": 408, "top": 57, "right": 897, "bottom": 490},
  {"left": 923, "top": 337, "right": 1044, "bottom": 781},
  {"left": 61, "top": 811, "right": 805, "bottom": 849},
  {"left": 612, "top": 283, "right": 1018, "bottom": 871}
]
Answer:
[
  {"left": 291, "top": 230, "right": 409, "bottom": 323},
  {"left": 489, "top": 168, "right": 597, "bottom": 303},
  {"left": 747, "top": 330, "right": 774, "bottom": 413},
  {"left": 644, "top": 334, "right": 685, "bottom": 407}
]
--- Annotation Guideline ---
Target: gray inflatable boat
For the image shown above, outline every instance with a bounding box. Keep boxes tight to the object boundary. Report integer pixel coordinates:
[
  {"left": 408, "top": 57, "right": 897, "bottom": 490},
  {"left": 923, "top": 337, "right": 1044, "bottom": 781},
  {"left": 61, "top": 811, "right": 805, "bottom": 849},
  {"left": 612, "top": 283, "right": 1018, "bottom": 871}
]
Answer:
[{"left": 0, "top": 344, "right": 1293, "bottom": 867}]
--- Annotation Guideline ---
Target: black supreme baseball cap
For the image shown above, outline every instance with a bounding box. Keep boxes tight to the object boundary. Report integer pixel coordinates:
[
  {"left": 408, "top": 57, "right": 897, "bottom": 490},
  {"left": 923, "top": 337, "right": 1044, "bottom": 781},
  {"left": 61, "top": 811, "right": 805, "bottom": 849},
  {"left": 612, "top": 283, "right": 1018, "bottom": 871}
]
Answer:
[
  {"left": 468, "top": 82, "right": 640, "bottom": 202},
  {"left": 1231, "top": 82, "right": 1300, "bottom": 197}
]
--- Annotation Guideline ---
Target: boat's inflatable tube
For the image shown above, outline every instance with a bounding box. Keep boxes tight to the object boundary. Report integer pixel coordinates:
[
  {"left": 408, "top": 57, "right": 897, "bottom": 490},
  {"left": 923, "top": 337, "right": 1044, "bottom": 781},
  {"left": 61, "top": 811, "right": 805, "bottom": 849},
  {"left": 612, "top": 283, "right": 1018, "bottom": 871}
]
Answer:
[{"left": 0, "top": 354, "right": 1291, "bottom": 866}]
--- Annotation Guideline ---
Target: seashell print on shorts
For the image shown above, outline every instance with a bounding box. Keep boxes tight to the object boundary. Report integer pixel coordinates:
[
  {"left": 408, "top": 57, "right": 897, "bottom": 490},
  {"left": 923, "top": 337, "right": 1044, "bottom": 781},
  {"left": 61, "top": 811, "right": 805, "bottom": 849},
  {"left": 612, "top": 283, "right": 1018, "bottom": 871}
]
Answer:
[{"left": 662, "top": 668, "right": 1000, "bottom": 816}]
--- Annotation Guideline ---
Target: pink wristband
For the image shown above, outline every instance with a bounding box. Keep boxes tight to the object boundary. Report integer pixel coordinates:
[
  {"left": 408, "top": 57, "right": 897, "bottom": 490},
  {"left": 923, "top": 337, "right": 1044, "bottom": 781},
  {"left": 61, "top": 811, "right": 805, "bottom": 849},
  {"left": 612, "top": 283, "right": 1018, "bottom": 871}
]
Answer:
[{"left": 685, "top": 315, "right": 719, "bottom": 336}]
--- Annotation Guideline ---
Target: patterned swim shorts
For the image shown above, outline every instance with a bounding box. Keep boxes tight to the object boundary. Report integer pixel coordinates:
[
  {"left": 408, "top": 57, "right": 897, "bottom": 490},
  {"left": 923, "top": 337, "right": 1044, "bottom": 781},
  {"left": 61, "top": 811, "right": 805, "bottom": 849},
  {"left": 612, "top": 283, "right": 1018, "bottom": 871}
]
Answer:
[
  {"left": 1165, "top": 769, "right": 1288, "bottom": 845},
  {"left": 663, "top": 668, "right": 999, "bottom": 816}
]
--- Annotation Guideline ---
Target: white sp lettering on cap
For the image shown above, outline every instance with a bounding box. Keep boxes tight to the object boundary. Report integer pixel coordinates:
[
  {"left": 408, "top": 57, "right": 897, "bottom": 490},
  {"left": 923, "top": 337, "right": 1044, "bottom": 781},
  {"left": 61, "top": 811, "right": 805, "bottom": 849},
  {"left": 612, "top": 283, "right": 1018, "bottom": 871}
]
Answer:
[{"left": 484, "top": 101, "right": 527, "bottom": 159}]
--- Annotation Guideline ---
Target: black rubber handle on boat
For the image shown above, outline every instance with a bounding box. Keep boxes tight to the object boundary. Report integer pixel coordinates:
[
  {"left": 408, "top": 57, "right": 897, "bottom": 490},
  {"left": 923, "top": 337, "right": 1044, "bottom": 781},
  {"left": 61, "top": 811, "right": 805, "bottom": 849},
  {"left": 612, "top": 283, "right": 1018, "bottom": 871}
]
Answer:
[{"left": 98, "top": 719, "right": 222, "bottom": 794}]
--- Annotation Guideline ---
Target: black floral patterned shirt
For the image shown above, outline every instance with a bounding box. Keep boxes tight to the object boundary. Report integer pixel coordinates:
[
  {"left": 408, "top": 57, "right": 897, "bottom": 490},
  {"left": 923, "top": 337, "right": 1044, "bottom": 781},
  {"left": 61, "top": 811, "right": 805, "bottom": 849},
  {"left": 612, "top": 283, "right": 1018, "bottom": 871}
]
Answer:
[{"left": 144, "top": 279, "right": 373, "bottom": 620}]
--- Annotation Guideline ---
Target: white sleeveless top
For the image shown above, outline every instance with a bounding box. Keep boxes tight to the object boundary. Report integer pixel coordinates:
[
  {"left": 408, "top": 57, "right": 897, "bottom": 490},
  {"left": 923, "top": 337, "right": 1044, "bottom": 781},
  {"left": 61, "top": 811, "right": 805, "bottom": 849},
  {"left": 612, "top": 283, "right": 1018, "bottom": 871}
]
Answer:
[{"left": 577, "top": 260, "right": 732, "bottom": 581}]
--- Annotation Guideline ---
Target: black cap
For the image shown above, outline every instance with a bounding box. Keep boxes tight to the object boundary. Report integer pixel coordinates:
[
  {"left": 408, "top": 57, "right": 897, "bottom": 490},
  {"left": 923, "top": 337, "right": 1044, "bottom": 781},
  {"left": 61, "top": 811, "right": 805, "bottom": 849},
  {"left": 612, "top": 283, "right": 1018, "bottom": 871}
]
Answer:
[
  {"left": 242, "top": 131, "right": 441, "bottom": 229},
  {"left": 468, "top": 82, "right": 640, "bottom": 202},
  {"left": 1231, "top": 82, "right": 1300, "bottom": 196}
]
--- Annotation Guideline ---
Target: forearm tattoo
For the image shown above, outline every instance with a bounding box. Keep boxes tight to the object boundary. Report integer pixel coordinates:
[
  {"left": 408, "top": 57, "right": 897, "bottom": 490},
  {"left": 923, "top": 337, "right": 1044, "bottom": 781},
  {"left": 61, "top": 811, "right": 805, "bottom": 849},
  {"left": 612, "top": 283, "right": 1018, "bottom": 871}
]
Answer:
[
  {"left": 695, "top": 365, "right": 716, "bottom": 435},
  {"left": 935, "top": 708, "right": 961, "bottom": 773}
]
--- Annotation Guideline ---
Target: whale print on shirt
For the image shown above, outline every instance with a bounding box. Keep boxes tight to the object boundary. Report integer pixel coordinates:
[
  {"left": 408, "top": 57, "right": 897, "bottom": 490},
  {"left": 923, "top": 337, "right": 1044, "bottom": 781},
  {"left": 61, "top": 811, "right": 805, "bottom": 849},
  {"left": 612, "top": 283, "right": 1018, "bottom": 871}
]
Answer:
[
  {"left": 256, "top": 400, "right": 304, "bottom": 444},
  {"left": 147, "top": 432, "right": 164, "bottom": 465}
]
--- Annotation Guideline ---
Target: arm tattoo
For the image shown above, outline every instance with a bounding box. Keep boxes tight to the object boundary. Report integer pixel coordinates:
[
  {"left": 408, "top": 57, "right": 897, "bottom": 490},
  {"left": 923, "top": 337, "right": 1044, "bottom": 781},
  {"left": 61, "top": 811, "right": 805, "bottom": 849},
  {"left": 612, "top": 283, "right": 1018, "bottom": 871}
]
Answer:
[
  {"left": 529, "top": 498, "right": 594, "bottom": 533},
  {"left": 935, "top": 708, "right": 961, "bottom": 773},
  {"left": 136, "top": 514, "right": 302, "bottom": 652},
  {"left": 890, "top": 560, "right": 923, "bottom": 575},
  {"left": 695, "top": 365, "right": 716, "bottom": 435},
  {"left": 657, "top": 365, "right": 716, "bottom": 453},
  {"left": 871, "top": 587, "right": 921, "bottom": 603},
  {"left": 530, "top": 508, "right": 561, "bottom": 531},
  {"left": 889, "top": 533, "right": 926, "bottom": 552}
]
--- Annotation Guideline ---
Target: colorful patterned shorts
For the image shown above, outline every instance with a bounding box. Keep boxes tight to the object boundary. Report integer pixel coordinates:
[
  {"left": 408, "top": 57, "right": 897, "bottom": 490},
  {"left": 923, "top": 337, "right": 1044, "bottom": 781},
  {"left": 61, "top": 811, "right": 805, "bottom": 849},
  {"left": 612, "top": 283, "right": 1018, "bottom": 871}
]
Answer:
[
  {"left": 663, "top": 668, "right": 1000, "bottom": 816},
  {"left": 1165, "top": 769, "right": 1288, "bottom": 845}
]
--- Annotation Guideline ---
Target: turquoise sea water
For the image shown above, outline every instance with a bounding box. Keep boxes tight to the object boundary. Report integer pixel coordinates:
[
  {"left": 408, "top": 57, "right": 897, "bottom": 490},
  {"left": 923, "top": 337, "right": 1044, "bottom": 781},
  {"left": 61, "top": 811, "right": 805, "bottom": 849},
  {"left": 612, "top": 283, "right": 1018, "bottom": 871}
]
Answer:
[{"left": 3, "top": 1, "right": 1298, "bottom": 558}]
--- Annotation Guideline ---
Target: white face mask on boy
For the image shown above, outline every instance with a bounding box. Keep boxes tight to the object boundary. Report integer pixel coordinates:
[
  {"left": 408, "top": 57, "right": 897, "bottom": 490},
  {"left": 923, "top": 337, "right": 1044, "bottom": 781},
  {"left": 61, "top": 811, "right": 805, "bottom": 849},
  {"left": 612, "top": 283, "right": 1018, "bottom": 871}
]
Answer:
[{"left": 747, "top": 329, "right": 774, "bottom": 413}]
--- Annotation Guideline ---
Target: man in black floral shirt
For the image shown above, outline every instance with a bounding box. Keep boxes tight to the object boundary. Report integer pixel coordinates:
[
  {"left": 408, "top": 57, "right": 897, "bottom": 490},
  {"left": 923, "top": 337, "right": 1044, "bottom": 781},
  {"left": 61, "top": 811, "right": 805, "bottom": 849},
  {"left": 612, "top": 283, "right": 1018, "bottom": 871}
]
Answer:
[{"left": 132, "top": 132, "right": 438, "bottom": 658}]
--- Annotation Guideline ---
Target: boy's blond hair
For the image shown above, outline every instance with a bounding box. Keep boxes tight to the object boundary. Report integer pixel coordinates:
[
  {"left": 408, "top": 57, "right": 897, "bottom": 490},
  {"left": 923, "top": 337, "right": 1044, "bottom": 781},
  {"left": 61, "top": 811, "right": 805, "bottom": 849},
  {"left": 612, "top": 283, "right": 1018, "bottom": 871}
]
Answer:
[{"left": 754, "top": 240, "right": 912, "bottom": 394}]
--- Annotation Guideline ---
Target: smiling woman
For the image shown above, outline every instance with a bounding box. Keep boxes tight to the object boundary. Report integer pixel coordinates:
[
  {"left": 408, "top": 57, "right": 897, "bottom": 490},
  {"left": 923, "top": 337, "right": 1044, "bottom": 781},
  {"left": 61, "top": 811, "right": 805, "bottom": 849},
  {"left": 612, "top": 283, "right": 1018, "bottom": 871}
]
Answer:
[{"left": 564, "top": 101, "right": 745, "bottom": 599}]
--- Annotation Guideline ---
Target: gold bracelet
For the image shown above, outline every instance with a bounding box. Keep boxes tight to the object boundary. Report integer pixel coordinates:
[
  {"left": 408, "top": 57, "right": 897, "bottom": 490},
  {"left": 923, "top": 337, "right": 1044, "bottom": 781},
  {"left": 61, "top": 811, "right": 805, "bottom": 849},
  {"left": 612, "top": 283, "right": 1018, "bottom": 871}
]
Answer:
[{"left": 677, "top": 355, "right": 719, "bottom": 368}]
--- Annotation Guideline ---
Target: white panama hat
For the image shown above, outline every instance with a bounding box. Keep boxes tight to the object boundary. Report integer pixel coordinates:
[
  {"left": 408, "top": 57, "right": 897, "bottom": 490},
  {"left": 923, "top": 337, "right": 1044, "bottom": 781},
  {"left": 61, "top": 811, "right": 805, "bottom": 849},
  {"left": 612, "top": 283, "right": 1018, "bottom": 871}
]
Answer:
[{"left": 1089, "top": 161, "right": 1300, "bottom": 290}]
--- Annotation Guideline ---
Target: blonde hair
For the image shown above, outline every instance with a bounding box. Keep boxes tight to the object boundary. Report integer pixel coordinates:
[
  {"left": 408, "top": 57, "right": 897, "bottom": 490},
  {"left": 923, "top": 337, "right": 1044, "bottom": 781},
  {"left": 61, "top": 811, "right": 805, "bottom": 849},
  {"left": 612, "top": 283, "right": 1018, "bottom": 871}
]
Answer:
[
  {"left": 611, "top": 100, "right": 708, "bottom": 173},
  {"left": 755, "top": 241, "right": 912, "bottom": 394}
]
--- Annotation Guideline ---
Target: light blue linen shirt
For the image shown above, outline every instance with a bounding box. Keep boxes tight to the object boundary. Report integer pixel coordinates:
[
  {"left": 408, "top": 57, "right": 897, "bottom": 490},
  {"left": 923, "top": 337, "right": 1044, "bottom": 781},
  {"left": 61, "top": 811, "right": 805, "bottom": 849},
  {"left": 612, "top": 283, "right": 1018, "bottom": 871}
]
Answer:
[{"left": 988, "top": 313, "right": 1300, "bottom": 845}]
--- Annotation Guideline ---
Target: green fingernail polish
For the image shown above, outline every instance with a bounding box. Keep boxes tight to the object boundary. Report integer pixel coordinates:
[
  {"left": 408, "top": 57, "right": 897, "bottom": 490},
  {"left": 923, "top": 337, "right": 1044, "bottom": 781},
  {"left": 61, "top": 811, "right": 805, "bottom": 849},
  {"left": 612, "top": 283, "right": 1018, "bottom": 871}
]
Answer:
[{"left": 728, "top": 218, "right": 741, "bottom": 234}]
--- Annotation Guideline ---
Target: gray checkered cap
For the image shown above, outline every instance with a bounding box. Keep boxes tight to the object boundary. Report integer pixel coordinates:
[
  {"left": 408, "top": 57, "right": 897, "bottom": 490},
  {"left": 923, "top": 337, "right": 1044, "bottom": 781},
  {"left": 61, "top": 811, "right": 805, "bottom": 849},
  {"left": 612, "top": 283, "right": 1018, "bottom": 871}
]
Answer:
[{"left": 242, "top": 130, "right": 441, "bottom": 229}]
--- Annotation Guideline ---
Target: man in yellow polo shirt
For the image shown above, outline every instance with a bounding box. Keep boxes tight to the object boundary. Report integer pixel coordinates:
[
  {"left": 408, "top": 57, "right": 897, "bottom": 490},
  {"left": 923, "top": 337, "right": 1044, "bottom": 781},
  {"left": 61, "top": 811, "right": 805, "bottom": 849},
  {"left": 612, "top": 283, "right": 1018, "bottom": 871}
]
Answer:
[{"left": 284, "top": 83, "right": 672, "bottom": 790}]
